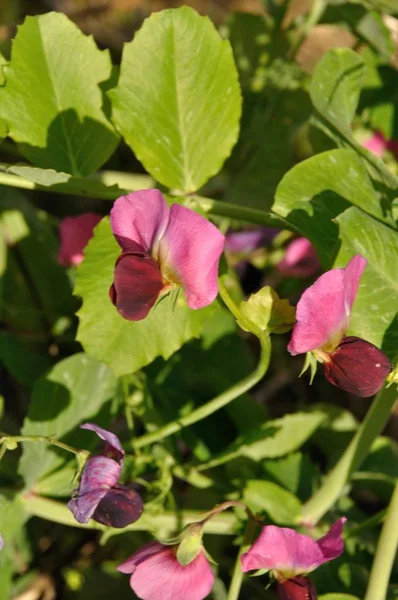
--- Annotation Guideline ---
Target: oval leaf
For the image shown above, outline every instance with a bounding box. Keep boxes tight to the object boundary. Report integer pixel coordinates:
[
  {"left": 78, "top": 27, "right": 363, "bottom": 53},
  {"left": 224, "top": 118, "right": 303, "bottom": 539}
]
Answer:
[{"left": 110, "top": 6, "right": 241, "bottom": 192}]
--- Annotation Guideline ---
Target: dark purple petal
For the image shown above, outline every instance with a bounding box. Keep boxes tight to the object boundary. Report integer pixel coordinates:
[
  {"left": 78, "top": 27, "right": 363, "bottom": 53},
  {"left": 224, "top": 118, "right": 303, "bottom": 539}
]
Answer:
[
  {"left": 80, "top": 423, "right": 124, "bottom": 462},
  {"left": 276, "top": 577, "right": 317, "bottom": 600},
  {"left": 110, "top": 252, "right": 164, "bottom": 321},
  {"left": 92, "top": 483, "right": 144, "bottom": 528},
  {"left": 68, "top": 455, "right": 121, "bottom": 523},
  {"left": 324, "top": 336, "right": 392, "bottom": 397}
]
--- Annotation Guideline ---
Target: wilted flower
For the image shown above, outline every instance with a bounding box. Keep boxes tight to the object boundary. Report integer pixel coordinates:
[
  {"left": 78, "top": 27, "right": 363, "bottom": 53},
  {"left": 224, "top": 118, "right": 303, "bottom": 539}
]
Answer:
[
  {"left": 363, "top": 131, "right": 398, "bottom": 160},
  {"left": 109, "top": 189, "right": 225, "bottom": 321},
  {"left": 277, "top": 238, "right": 320, "bottom": 278},
  {"left": 241, "top": 519, "right": 346, "bottom": 599},
  {"left": 57, "top": 213, "right": 102, "bottom": 267},
  {"left": 117, "top": 541, "right": 214, "bottom": 600},
  {"left": 288, "top": 255, "right": 391, "bottom": 397},
  {"left": 68, "top": 423, "right": 143, "bottom": 528}
]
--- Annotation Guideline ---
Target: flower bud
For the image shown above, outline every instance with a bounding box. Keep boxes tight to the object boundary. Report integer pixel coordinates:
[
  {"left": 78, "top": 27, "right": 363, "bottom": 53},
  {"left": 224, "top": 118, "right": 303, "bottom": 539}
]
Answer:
[{"left": 276, "top": 576, "right": 317, "bottom": 600}]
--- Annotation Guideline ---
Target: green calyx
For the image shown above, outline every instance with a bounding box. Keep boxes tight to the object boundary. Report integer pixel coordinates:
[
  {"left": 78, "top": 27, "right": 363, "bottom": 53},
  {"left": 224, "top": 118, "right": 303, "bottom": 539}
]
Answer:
[{"left": 239, "top": 286, "right": 296, "bottom": 335}]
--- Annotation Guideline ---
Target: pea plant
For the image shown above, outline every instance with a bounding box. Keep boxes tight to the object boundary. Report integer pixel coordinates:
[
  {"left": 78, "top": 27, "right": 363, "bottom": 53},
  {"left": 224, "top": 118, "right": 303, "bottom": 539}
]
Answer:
[{"left": 0, "top": 1, "right": 397, "bottom": 599}]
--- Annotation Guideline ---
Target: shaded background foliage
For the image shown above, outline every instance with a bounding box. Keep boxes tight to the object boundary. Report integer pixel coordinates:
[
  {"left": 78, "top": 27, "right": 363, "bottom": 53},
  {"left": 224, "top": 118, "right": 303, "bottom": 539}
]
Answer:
[{"left": 0, "top": 0, "right": 397, "bottom": 599}]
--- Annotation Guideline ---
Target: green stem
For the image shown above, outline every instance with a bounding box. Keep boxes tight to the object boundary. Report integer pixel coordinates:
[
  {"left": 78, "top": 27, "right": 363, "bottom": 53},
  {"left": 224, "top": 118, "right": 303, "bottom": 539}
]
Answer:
[
  {"left": 24, "top": 494, "right": 237, "bottom": 536},
  {"left": 227, "top": 516, "right": 257, "bottom": 600},
  {"left": 364, "top": 481, "right": 398, "bottom": 600},
  {"left": 301, "top": 384, "right": 397, "bottom": 525},
  {"left": 133, "top": 332, "right": 271, "bottom": 449},
  {"left": 0, "top": 434, "right": 88, "bottom": 459},
  {"left": 0, "top": 163, "right": 288, "bottom": 229}
]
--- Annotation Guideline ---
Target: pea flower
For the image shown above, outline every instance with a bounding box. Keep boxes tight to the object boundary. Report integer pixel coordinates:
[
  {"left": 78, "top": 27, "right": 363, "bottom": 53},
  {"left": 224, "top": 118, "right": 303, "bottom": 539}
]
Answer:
[
  {"left": 57, "top": 213, "right": 102, "bottom": 267},
  {"left": 277, "top": 238, "right": 320, "bottom": 278},
  {"left": 117, "top": 541, "right": 214, "bottom": 600},
  {"left": 288, "top": 255, "right": 391, "bottom": 397},
  {"left": 68, "top": 423, "right": 143, "bottom": 528},
  {"left": 109, "top": 189, "right": 225, "bottom": 321},
  {"left": 363, "top": 131, "right": 398, "bottom": 160},
  {"left": 241, "top": 519, "right": 346, "bottom": 599}
]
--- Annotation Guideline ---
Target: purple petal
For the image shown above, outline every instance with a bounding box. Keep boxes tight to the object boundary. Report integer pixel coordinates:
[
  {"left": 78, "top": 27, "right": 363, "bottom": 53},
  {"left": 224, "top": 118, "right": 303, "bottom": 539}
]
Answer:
[
  {"left": 80, "top": 423, "right": 124, "bottom": 460},
  {"left": 92, "top": 483, "right": 144, "bottom": 528},
  {"left": 68, "top": 455, "right": 121, "bottom": 523},
  {"left": 158, "top": 204, "right": 225, "bottom": 309},
  {"left": 324, "top": 337, "right": 391, "bottom": 397},
  {"left": 110, "top": 190, "right": 169, "bottom": 254},
  {"left": 288, "top": 255, "right": 367, "bottom": 355},
  {"left": 276, "top": 577, "right": 317, "bottom": 600},
  {"left": 57, "top": 213, "right": 102, "bottom": 267},
  {"left": 277, "top": 238, "right": 320, "bottom": 278},
  {"left": 225, "top": 228, "right": 276, "bottom": 254},
  {"left": 118, "top": 543, "right": 214, "bottom": 600},
  {"left": 110, "top": 252, "right": 164, "bottom": 321},
  {"left": 241, "top": 520, "right": 345, "bottom": 577}
]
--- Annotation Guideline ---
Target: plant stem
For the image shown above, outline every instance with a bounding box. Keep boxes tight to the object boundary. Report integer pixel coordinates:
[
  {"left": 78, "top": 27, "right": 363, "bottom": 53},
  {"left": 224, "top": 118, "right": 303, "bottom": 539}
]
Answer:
[
  {"left": 133, "top": 332, "right": 271, "bottom": 449},
  {"left": 0, "top": 434, "right": 88, "bottom": 459},
  {"left": 24, "top": 494, "right": 237, "bottom": 536},
  {"left": 301, "top": 384, "right": 397, "bottom": 525},
  {"left": 0, "top": 163, "right": 287, "bottom": 229},
  {"left": 364, "top": 481, "right": 398, "bottom": 600},
  {"left": 227, "top": 516, "right": 257, "bottom": 600}
]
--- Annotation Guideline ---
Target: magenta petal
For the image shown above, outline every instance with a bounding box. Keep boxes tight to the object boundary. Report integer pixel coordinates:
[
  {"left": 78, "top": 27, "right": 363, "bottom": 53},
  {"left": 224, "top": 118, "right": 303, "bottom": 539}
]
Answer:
[
  {"left": 80, "top": 423, "right": 124, "bottom": 460},
  {"left": 93, "top": 483, "right": 143, "bottom": 528},
  {"left": 57, "top": 213, "right": 102, "bottom": 267},
  {"left": 158, "top": 204, "right": 225, "bottom": 309},
  {"left": 288, "top": 255, "right": 367, "bottom": 355},
  {"left": 276, "top": 577, "right": 317, "bottom": 600},
  {"left": 362, "top": 131, "right": 387, "bottom": 157},
  {"left": 324, "top": 337, "right": 391, "bottom": 397},
  {"left": 111, "top": 252, "right": 164, "bottom": 321},
  {"left": 68, "top": 455, "right": 121, "bottom": 523},
  {"left": 0, "top": 533, "right": 3, "bottom": 551},
  {"left": 118, "top": 543, "right": 214, "bottom": 600},
  {"left": 241, "top": 520, "right": 345, "bottom": 577},
  {"left": 110, "top": 190, "right": 169, "bottom": 253},
  {"left": 277, "top": 238, "right": 320, "bottom": 278},
  {"left": 225, "top": 228, "right": 276, "bottom": 254}
]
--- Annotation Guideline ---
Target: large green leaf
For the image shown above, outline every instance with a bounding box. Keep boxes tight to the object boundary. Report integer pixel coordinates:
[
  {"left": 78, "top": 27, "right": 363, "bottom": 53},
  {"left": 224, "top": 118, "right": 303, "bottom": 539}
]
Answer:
[
  {"left": 335, "top": 207, "right": 398, "bottom": 359},
  {"left": 272, "top": 149, "right": 390, "bottom": 265},
  {"left": 0, "top": 494, "right": 26, "bottom": 598},
  {"left": 18, "top": 353, "right": 117, "bottom": 489},
  {"left": 0, "top": 12, "right": 119, "bottom": 175},
  {"left": 243, "top": 479, "right": 302, "bottom": 524},
  {"left": 110, "top": 6, "right": 241, "bottom": 193},
  {"left": 75, "top": 217, "right": 217, "bottom": 376}
]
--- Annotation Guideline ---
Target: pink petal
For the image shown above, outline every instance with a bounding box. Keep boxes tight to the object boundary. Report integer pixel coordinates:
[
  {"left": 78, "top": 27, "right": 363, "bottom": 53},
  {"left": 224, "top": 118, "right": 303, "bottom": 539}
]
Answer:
[
  {"left": 68, "top": 455, "right": 121, "bottom": 523},
  {"left": 241, "top": 520, "right": 345, "bottom": 577},
  {"left": 118, "top": 543, "right": 214, "bottom": 600},
  {"left": 288, "top": 255, "right": 367, "bottom": 355},
  {"left": 57, "top": 213, "right": 102, "bottom": 267},
  {"left": 277, "top": 238, "right": 320, "bottom": 278},
  {"left": 80, "top": 423, "right": 124, "bottom": 458},
  {"left": 276, "top": 576, "right": 317, "bottom": 600},
  {"left": 324, "top": 337, "right": 391, "bottom": 397},
  {"left": 110, "top": 252, "right": 164, "bottom": 321},
  {"left": 0, "top": 533, "right": 3, "bottom": 551},
  {"left": 158, "top": 204, "right": 225, "bottom": 310},
  {"left": 225, "top": 228, "right": 276, "bottom": 254},
  {"left": 110, "top": 190, "right": 169, "bottom": 254},
  {"left": 362, "top": 132, "right": 388, "bottom": 157},
  {"left": 93, "top": 483, "right": 143, "bottom": 528}
]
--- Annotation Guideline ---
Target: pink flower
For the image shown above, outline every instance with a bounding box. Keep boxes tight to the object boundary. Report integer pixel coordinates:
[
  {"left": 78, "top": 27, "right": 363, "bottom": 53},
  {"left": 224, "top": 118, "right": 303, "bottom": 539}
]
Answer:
[
  {"left": 225, "top": 227, "right": 277, "bottom": 255},
  {"left": 288, "top": 255, "right": 391, "bottom": 397},
  {"left": 277, "top": 238, "right": 320, "bottom": 278},
  {"left": 241, "top": 520, "right": 346, "bottom": 598},
  {"left": 68, "top": 423, "right": 143, "bottom": 528},
  {"left": 0, "top": 533, "right": 3, "bottom": 550},
  {"left": 57, "top": 213, "right": 102, "bottom": 267},
  {"left": 109, "top": 190, "right": 225, "bottom": 321},
  {"left": 117, "top": 541, "right": 214, "bottom": 600},
  {"left": 363, "top": 131, "right": 398, "bottom": 160}
]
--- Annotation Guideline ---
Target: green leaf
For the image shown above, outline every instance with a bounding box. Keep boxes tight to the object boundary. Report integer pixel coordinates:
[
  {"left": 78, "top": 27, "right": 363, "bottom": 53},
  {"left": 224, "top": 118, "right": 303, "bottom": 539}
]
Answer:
[
  {"left": 0, "top": 12, "right": 119, "bottom": 175},
  {"left": 310, "top": 48, "right": 365, "bottom": 138},
  {"left": 0, "top": 494, "right": 26, "bottom": 598},
  {"left": 335, "top": 207, "right": 398, "bottom": 359},
  {"left": 75, "top": 217, "right": 216, "bottom": 376},
  {"left": 110, "top": 6, "right": 241, "bottom": 192},
  {"left": 0, "top": 53, "right": 7, "bottom": 139},
  {"left": 0, "top": 332, "right": 52, "bottom": 385},
  {"left": 18, "top": 353, "right": 117, "bottom": 489},
  {"left": 272, "top": 149, "right": 391, "bottom": 265},
  {"left": 243, "top": 479, "right": 302, "bottom": 524},
  {"left": 239, "top": 286, "right": 295, "bottom": 334}
]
